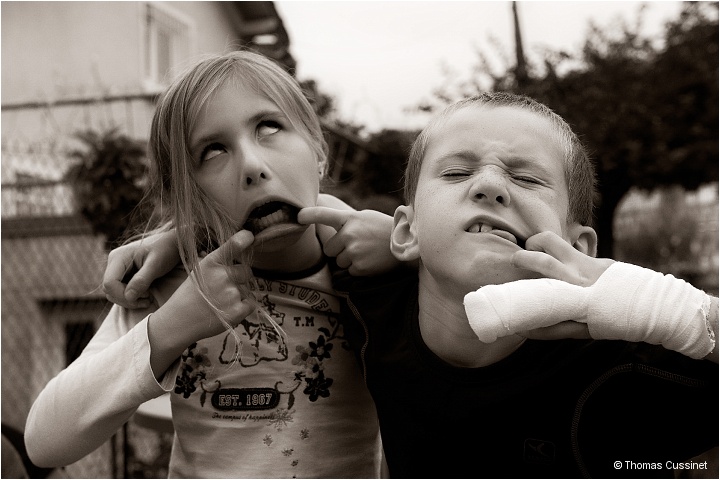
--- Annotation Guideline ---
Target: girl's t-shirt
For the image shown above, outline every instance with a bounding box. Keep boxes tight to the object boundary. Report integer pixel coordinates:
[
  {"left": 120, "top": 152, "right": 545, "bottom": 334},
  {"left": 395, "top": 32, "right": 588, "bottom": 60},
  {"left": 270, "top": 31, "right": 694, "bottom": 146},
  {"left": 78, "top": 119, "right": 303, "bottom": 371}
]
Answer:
[{"left": 157, "top": 263, "right": 382, "bottom": 478}]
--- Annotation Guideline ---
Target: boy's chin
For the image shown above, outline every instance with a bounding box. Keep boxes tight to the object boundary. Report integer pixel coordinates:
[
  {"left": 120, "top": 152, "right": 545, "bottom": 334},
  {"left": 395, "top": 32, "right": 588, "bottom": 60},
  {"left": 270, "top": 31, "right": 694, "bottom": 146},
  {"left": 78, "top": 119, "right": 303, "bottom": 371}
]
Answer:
[
  {"left": 459, "top": 261, "right": 542, "bottom": 292},
  {"left": 251, "top": 223, "right": 309, "bottom": 251}
]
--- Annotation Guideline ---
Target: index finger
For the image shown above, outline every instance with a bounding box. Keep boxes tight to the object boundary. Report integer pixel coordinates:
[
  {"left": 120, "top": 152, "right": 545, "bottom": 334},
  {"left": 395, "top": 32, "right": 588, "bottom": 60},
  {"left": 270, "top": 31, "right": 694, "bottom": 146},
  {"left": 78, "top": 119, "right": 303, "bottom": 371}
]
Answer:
[
  {"left": 209, "top": 230, "right": 255, "bottom": 264},
  {"left": 524, "top": 231, "right": 579, "bottom": 262},
  {"left": 297, "top": 206, "right": 351, "bottom": 231}
]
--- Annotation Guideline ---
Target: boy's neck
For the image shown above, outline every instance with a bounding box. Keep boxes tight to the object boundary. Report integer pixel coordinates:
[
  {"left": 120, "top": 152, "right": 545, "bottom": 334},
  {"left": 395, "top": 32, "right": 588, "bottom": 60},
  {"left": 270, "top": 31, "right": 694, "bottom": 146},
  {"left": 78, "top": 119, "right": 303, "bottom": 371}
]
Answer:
[{"left": 417, "top": 268, "right": 525, "bottom": 368}]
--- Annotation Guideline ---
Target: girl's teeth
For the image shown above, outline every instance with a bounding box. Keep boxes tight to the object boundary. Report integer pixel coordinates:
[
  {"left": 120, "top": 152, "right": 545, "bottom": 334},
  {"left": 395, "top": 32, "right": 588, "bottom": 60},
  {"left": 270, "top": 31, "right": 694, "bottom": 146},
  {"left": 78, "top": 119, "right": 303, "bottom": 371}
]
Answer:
[{"left": 253, "top": 209, "right": 290, "bottom": 232}]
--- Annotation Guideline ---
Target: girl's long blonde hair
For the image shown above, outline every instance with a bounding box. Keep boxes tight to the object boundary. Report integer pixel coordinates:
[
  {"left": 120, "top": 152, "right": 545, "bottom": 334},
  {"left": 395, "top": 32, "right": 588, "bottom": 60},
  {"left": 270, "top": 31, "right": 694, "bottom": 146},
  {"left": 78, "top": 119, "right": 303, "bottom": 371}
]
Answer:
[{"left": 140, "top": 50, "right": 328, "bottom": 345}]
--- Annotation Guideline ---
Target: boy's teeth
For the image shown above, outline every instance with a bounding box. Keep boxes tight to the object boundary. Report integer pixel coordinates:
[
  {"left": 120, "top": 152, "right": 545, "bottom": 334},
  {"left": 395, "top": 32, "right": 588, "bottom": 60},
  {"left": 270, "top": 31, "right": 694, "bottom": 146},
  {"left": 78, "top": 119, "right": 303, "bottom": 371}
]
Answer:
[{"left": 467, "top": 223, "right": 494, "bottom": 233}]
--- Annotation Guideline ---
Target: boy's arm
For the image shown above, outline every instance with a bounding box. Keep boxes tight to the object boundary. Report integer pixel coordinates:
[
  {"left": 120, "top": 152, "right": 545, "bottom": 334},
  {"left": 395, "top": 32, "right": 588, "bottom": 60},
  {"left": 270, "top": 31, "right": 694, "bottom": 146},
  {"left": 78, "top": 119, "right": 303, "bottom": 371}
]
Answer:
[
  {"left": 103, "top": 194, "right": 347, "bottom": 308},
  {"left": 464, "top": 231, "right": 717, "bottom": 362},
  {"left": 103, "top": 230, "right": 181, "bottom": 309},
  {"left": 299, "top": 205, "right": 399, "bottom": 276}
]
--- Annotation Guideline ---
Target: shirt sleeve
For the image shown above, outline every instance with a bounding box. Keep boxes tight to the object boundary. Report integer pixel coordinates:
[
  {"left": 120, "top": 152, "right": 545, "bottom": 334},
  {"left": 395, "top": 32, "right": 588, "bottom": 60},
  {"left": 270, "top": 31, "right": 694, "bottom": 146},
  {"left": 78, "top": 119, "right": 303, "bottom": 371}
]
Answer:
[{"left": 24, "top": 304, "right": 169, "bottom": 468}]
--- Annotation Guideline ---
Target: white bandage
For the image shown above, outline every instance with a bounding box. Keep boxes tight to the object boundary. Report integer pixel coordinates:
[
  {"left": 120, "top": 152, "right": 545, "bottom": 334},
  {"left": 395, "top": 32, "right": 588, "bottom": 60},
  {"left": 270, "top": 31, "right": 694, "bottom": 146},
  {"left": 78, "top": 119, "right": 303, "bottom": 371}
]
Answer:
[{"left": 464, "top": 262, "right": 715, "bottom": 359}]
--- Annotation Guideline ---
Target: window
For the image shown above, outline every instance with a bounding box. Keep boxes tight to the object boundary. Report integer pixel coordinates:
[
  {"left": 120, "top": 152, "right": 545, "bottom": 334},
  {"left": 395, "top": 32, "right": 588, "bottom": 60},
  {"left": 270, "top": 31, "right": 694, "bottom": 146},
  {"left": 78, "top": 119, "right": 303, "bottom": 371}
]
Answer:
[
  {"left": 144, "top": 3, "right": 192, "bottom": 86},
  {"left": 66, "top": 322, "right": 95, "bottom": 365},
  {"left": 39, "top": 298, "right": 110, "bottom": 366}
]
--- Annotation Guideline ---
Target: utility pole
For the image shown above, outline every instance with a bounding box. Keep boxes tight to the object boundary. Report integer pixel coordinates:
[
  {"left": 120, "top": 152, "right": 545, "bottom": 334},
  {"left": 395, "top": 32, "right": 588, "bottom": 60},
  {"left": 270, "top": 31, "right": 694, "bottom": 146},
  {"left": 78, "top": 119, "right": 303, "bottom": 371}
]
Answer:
[{"left": 512, "top": 1, "right": 528, "bottom": 88}]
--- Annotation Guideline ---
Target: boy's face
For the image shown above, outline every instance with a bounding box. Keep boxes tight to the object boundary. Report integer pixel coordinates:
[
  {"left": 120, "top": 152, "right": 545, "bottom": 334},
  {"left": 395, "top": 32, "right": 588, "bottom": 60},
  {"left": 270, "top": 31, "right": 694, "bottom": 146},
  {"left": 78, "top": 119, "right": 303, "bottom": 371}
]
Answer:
[{"left": 394, "top": 105, "right": 589, "bottom": 294}]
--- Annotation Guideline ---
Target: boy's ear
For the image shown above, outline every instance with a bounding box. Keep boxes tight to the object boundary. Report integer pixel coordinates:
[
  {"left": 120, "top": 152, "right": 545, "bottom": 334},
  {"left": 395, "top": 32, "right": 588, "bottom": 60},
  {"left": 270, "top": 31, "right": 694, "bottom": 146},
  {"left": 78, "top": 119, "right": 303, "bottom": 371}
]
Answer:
[
  {"left": 569, "top": 224, "right": 598, "bottom": 258},
  {"left": 391, "top": 205, "right": 421, "bottom": 262}
]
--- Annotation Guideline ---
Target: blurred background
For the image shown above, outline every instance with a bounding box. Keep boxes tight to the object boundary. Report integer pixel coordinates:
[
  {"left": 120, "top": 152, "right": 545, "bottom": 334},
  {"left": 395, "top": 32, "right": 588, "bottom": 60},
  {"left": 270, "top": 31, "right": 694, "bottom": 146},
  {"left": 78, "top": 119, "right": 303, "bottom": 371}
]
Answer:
[{"left": 1, "top": 1, "right": 717, "bottom": 478}]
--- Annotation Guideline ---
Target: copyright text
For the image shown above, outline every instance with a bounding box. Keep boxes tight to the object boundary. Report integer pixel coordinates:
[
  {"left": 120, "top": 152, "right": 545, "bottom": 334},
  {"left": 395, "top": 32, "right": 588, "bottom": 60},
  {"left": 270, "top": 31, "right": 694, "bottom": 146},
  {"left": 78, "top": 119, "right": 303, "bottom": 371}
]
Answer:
[{"left": 614, "top": 460, "right": 708, "bottom": 471}]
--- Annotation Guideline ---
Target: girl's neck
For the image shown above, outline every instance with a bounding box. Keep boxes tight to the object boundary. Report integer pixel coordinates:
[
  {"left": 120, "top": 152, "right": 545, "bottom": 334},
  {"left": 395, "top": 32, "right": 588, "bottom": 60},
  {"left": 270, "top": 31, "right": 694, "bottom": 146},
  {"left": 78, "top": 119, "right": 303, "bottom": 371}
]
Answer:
[
  {"left": 251, "top": 225, "right": 324, "bottom": 274},
  {"left": 417, "top": 268, "right": 525, "bottom": 368}
]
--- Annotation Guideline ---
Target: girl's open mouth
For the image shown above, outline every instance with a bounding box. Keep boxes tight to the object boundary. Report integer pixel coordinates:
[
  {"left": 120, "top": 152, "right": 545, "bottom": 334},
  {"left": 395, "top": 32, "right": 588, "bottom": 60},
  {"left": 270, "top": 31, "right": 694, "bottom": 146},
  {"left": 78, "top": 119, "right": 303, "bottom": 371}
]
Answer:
[{"left": 243, "top": 201, "right": 300, "bottom": 235}]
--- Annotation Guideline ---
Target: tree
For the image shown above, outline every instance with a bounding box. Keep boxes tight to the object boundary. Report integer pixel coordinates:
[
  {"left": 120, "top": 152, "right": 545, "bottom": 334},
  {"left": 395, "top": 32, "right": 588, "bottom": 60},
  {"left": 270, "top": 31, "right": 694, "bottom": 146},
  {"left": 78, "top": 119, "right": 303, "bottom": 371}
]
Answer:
[
  {"left": 418, "top": 3, "right": 718, "bottom": 258},
  {"left": 66, "top": 129, "right": 148, "bottom": 248}
]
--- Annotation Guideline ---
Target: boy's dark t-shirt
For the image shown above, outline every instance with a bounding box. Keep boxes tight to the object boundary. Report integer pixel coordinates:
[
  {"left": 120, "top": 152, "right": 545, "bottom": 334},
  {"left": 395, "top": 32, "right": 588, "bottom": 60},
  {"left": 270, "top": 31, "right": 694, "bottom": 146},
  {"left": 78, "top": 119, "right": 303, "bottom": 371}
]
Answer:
[{"left": 337, "top": 269, "right": 718, "bottom": 479}]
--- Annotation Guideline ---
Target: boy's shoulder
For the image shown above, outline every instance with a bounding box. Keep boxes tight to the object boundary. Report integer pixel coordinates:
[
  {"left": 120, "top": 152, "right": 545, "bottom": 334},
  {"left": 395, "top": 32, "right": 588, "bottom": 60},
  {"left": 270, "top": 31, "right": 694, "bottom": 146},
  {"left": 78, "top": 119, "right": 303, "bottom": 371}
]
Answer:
[{"left": 332, "top": 265, "right": 418, "bottom": 299}]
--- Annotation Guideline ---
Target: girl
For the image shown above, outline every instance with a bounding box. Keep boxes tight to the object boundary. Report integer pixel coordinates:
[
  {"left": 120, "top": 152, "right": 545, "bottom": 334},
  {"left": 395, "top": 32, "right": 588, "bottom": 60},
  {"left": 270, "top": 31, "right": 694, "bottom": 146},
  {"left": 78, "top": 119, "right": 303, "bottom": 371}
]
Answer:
[{"left": 25, "top": 51, "right": 383, "bottom": 478}]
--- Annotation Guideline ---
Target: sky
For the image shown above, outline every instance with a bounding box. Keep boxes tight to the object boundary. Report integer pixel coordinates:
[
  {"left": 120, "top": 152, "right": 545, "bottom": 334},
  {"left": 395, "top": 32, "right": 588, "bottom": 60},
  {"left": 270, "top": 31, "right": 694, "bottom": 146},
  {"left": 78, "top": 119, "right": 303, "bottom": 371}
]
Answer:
[{"left": 275, "top": 1, "right": 685, "bottom": 133}]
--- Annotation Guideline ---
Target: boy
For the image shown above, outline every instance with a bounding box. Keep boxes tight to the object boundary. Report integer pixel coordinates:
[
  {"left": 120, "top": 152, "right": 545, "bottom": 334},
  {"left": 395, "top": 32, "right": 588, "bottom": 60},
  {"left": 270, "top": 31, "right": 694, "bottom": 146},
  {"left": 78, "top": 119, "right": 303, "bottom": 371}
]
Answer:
[
  {"left": 103, "top": 93, "right": 718, "bottom": 478},
  {"left": 330, "top": 92, "right": 718, "bottom": 478}
]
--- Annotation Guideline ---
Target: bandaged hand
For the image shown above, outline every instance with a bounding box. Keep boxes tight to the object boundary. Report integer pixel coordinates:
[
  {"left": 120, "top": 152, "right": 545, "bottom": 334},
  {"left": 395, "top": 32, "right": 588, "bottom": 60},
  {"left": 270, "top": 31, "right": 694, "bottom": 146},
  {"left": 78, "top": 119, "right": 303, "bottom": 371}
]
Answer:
[{"left": 464, "top": 262, "right": 715, "bottom": 359}]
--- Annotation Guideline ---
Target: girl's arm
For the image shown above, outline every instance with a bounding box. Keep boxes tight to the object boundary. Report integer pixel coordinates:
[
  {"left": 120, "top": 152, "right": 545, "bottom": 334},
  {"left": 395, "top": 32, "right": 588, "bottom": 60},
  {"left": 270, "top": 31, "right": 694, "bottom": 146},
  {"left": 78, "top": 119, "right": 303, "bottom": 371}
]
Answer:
[
  {"left": 26, "top": 232, "right": 257, "bottom": 467},
  {"left": 465, "top": 231, "right": 718, "bottom": 363},
  {"left": 300, "top": 194, "right": 401, "bottom": 276},
  {"left": 25, "top": 305, "right": 167, "bottom": 467}
]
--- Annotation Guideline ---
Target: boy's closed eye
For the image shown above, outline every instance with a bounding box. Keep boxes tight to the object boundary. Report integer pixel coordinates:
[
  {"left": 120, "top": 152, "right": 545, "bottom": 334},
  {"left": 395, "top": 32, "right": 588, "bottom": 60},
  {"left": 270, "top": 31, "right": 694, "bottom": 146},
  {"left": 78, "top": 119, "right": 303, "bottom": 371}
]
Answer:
[
  {"left": 440, "top": 168, "right": 473, "bottom": 178},
  {"left": 511, "top": 174, "right": 544, "bottom": 185}
]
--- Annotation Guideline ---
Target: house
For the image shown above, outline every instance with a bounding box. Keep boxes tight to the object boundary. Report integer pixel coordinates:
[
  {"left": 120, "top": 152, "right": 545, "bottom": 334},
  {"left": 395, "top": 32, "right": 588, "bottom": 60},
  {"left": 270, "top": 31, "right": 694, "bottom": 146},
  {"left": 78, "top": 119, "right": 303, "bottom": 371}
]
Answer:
[{"left": 1, "top": 2, "right": 367, "bottom": 477}]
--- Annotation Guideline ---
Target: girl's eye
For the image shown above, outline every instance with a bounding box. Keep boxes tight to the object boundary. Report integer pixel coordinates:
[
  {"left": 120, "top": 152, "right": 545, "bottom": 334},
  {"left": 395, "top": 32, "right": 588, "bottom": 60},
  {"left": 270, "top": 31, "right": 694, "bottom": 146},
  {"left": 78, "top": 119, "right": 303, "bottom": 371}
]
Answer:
[
  {"left": 258, "top": 120, "right": 281, "bottom": 138},
  {"left": 200, "top": 143, "right": 226, "bottom": 163}
]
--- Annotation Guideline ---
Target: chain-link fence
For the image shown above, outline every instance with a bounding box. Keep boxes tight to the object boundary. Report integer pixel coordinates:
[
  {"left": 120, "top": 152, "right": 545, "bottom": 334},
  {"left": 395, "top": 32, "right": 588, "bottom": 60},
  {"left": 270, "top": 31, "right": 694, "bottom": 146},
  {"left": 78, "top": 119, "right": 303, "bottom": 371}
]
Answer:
[{"left": 1, "top": 140, "right": 173, "bottom": 478}]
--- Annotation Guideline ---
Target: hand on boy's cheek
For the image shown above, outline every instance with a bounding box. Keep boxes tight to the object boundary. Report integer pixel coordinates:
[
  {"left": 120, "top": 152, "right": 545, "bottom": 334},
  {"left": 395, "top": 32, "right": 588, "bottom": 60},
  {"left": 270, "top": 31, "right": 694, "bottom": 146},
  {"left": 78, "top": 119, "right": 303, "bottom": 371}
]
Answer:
[{"left": 511, "top": 231, "right": 614, "bottom": 288}]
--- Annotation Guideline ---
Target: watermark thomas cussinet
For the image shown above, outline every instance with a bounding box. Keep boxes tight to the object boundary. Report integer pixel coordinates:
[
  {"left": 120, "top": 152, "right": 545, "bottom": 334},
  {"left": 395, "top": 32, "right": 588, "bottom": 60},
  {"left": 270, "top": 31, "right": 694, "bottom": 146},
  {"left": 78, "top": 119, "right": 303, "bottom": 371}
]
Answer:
[{"left": 614, "top": 460, "right": 709, "bottom": 471}]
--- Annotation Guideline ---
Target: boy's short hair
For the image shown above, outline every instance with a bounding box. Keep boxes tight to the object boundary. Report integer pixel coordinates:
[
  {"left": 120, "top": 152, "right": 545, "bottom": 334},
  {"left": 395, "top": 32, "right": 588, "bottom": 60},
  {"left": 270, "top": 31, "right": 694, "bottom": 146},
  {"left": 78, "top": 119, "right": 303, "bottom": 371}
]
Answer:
[{"left": 404, "top": 92, "right": 597, "bottom": 227}]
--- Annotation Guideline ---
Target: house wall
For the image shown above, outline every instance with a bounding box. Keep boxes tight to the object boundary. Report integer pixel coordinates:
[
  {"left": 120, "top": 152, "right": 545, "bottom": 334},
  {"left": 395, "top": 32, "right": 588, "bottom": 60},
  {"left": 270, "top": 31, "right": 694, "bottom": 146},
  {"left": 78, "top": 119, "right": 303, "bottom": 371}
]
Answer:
[
  {"left": 2, "top": 1, "right": 250, "bottom": 106},
  {"left": 2, "top": 2, "right": 145, "bottom": 105}
]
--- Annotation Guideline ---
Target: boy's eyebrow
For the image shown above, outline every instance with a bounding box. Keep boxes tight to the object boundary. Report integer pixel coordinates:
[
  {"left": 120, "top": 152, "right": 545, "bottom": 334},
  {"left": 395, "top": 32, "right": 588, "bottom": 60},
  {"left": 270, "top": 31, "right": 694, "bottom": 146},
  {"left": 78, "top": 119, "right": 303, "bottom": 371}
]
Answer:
[{"left": 432, "top": 149, "right": 481, "bottom": 165}]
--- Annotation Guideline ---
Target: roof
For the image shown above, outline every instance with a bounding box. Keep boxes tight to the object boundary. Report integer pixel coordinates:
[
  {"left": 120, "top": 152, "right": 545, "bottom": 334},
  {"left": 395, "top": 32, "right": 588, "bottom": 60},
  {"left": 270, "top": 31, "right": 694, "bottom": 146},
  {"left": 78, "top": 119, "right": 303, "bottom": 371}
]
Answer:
[{"left": 226, "top": 2, "right": 296, "bottom": 71}]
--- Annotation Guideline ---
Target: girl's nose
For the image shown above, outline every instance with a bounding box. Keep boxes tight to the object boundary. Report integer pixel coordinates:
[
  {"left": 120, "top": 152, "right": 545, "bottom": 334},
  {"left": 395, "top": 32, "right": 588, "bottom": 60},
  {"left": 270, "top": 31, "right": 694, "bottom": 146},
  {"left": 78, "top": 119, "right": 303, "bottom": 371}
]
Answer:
[
  {"left": 239, "top": 144, "right": 270, "bottom": 187},
  {"left": 245, "top": 171, "right": 267, "bottom": 186},
  {"left": 469, "top": 167, "right": 511, "bottom": 207}
]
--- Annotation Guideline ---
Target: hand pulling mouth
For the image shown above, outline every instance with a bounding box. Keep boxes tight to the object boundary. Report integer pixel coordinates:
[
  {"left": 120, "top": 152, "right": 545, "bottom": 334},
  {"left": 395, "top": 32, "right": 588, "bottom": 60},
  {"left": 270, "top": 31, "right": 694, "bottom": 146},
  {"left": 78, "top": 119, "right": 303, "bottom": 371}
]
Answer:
[{"left": 466, "top": 223, "right": 526, "bottom": 249}]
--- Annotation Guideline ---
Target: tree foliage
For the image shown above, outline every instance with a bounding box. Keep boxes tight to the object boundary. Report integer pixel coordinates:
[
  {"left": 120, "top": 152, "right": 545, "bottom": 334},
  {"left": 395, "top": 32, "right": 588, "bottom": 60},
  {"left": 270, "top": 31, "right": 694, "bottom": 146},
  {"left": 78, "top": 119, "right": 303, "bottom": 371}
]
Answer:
[
  {"left": 418, "top": 2, "right": 718, "bottom": 257},
  {"left": 66, "top": 129, "right": 148, "bottom": 248}
]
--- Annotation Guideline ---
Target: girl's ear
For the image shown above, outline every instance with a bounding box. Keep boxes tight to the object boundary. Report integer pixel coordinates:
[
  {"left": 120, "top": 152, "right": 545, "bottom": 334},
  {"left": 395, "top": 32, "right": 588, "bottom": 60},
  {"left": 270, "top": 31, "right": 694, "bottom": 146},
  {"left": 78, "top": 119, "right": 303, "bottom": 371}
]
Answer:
[
  {"left": 391, "top": 205, "right": 421, "bottom": 262},
  {"left": 569, "top": 224, "right": 598, "bottom": 258}
]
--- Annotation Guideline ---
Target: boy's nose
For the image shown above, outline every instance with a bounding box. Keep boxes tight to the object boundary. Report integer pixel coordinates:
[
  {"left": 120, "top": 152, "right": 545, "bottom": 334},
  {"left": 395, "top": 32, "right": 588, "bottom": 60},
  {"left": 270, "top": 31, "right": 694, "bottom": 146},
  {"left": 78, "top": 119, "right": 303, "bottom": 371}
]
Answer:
[{"left": 469, "top": 169, "right": 511, "bottom": 207}]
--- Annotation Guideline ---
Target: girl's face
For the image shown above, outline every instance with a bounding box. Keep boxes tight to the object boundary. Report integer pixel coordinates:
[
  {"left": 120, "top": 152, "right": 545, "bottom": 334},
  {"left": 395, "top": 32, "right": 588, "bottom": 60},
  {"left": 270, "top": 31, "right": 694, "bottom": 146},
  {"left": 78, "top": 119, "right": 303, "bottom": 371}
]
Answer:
[{"left": 190, "top": 78, "right": 321, "bottom": 258}]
